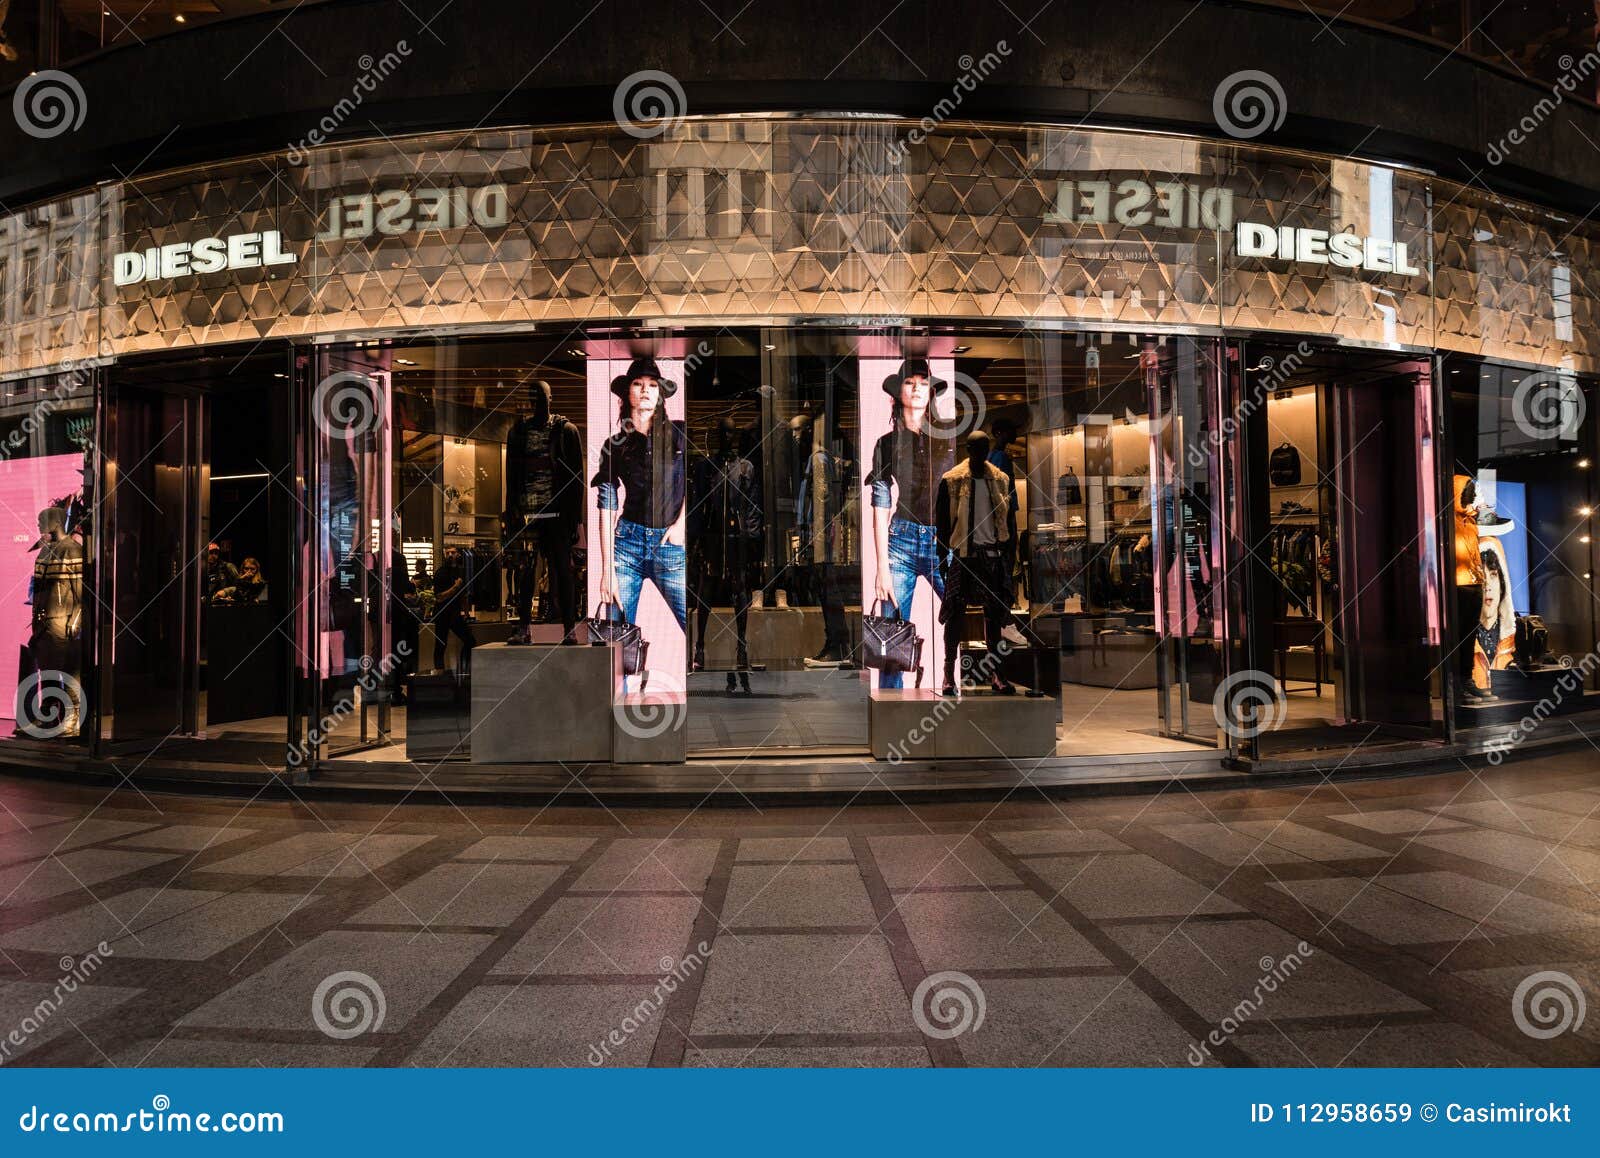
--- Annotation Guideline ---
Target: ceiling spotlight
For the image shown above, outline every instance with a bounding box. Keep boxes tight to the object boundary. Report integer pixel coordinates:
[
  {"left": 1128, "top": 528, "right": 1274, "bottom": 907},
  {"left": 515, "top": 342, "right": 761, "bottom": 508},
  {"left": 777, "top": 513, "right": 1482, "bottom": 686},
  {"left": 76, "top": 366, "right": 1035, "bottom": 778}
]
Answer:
[
  {"left": 396, "top": 358, "right": 416, "bottom": 366},
  {"left": 1579, "top": 458, "right": 1592, "bottom": 469},
  {"left": 175, "top": 12, "right": 186, "bottom": 22},
  {"left": 952, "top": 345, "right": 971, "bottom": 354}
]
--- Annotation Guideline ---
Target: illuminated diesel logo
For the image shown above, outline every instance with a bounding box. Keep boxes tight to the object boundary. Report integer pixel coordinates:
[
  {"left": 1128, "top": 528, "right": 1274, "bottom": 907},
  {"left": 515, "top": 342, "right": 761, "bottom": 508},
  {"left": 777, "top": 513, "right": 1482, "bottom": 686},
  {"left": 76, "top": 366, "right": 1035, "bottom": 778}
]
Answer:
[{"left": 316, "top": 184, "right": 509, "bottom": 241}]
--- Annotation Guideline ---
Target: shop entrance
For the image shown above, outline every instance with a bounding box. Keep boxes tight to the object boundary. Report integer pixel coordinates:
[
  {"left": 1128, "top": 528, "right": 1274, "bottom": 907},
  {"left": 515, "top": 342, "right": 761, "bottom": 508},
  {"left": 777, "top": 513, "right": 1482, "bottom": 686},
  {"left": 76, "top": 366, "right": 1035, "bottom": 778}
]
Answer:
[
  {"left": 99, "top": 349, "right": 293, "bottom": 757},
  {"left": 1231, "top": 342, "right": 1444, "bottom": 758}
]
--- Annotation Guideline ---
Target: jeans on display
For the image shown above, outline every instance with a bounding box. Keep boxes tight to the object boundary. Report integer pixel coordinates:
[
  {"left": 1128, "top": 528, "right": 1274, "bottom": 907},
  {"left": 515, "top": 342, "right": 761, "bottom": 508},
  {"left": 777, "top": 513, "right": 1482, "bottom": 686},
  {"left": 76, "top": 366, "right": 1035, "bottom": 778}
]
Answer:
[
  {"left": 879, "top": 517, "right": 945, "bottom": 689},
  {"left": 614, "top": 517, "right": 688, "bottom": 632}
]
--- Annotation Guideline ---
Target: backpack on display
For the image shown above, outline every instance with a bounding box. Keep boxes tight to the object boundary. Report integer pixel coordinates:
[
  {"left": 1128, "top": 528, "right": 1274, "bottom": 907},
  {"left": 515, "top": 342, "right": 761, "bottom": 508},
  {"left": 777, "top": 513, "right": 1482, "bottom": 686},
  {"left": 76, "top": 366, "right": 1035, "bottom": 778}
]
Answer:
[
  {"left": 1268, "top": 442, "right": 1302, "bottom": 487},
  {"left": 1514, "top": 614, "right": 1551, "bottom": 670}
]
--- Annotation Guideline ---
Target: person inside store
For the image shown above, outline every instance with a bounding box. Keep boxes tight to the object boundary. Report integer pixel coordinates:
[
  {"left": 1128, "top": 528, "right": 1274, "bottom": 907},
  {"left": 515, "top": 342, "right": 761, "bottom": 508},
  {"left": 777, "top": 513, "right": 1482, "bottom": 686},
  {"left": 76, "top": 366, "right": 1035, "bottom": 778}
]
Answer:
[
  {"left": 592, "top": 357, "right": 689, "bottom": 634},
  {"left": 936, "top": 430, "right": 1018, "bottom": 697},
  {"left": 505, "top": 378, "right": 584, "bottom": 644},
  {"left": 866, "top": 358, "right": 956, "bottom": 688},
  {"left": 389, "top": 545, "right": 418, "bottom": 703},
  {"left": 689, "top": 416, "right": 762, "bottom": 692},
  {"left": 213, "top": 556, "right": 269, "bottom": 603},
  {"left": 431, "top": 544, "right": 476, "bottom": 673},
  {"left": 204, "top": 543, "right": 239, "bottom": 603}
]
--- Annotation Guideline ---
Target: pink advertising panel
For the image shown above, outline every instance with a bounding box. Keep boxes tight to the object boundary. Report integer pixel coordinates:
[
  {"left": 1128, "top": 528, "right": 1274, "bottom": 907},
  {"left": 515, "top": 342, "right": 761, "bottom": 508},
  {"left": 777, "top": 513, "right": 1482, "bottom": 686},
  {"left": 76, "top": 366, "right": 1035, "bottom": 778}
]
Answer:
[
  {"left": 0, "top": 454, "right": 87, "bottom": 725},
  {"left": 857, "top": 355, "right": 960, "bottom": 692},
  {"left": 585, "top": 353, "right": 688, "bottom": 700}
]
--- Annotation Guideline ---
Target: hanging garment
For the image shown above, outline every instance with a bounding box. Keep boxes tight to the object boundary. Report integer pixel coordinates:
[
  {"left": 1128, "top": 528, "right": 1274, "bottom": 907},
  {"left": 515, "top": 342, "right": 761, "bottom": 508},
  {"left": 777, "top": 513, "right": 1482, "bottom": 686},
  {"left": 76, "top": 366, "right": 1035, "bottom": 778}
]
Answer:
[
  {"left": 1056, "top": 468, "right": 1083, "bottom": 507},
  {"left": 1268, "top": 442, "right": 1303, "bottom": 487}
]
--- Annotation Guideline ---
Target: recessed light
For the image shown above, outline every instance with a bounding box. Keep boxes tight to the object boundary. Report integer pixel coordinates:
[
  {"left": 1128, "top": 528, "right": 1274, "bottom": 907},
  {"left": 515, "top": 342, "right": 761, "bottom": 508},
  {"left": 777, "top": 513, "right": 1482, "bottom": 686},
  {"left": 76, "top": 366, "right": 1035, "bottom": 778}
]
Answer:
[
  {"left": 396, "top": 358, "right": 416, "bottom": 366},
  {"left": 175, "top": 12, "right": 186, "bottom": 22},
  {"left": 952, "top": 345, "right": 971, "bottom": 354}
]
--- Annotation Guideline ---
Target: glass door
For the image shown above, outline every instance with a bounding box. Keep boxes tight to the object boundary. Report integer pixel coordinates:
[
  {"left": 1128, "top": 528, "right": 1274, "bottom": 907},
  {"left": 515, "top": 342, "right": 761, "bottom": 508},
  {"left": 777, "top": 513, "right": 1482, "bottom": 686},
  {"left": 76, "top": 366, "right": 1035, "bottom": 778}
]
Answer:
[
  {"left": 303, "top": 346, "right": 395, "bottom": 760},
  {"left": 99, "top": 377, "right": 204, "bottom": 750},
  {"left": 1146, "top": 337, "right": 1225, "bottom": 744}
]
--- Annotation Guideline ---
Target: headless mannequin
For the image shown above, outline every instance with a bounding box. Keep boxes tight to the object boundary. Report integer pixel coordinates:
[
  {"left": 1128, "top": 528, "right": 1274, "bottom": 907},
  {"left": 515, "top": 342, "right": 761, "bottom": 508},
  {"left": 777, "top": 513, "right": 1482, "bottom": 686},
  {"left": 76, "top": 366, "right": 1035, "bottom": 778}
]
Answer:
[
  {"left": 505, "top": 380, "right": 583, "bottom": 644},
  {"left": 936, "top": 433, "right": 1016, "bottom": 697},
  {"left": 691, "top": 418, "right": 761, "bottom": 693},
  {"left": 28, "top": 506, "right": 84, "bottom": 736}
]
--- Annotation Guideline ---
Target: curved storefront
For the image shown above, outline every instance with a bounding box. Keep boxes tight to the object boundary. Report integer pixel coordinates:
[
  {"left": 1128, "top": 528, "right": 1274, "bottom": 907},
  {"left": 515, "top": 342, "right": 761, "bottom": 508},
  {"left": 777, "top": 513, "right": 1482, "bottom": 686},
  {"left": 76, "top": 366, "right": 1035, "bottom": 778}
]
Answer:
[{"left": 2, "top": 114, "right": 1597, "bottom": 786}]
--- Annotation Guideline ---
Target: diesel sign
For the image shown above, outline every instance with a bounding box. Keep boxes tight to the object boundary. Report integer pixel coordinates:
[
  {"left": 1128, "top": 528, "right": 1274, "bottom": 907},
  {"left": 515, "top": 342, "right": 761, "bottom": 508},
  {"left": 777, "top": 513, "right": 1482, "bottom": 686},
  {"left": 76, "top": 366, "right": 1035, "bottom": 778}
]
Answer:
[
  {"left": 113, "top": 230, "right": 298, "bottom": 287},
  {"left": 1044, "top": 179, "right": 1235, "bottom": 231},
  {"left": 1235, "top": 222, "right": 1422, "bottom": 275}
]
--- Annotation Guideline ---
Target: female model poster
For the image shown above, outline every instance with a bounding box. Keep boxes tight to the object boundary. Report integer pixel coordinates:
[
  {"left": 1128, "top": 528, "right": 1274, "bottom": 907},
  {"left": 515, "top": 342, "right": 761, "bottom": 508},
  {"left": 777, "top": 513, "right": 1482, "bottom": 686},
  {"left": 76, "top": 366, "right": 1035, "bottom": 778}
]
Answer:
[
  {"left": 588, "top": 355, "right": 688, "bottom": 694},
  {"left": 860, "top": 356, "right": 959, "bottom": 690}
]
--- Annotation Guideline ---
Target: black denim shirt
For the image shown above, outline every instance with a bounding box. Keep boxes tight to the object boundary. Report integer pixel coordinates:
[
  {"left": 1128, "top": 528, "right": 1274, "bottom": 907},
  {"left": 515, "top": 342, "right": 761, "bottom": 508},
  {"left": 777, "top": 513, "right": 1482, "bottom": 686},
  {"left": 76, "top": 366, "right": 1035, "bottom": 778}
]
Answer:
[
  {"left": 866, "top": 427, "right": 955, "bottom": 526},
  {"left": 591, "top": 421, "right": 688, "bottom": 528}
]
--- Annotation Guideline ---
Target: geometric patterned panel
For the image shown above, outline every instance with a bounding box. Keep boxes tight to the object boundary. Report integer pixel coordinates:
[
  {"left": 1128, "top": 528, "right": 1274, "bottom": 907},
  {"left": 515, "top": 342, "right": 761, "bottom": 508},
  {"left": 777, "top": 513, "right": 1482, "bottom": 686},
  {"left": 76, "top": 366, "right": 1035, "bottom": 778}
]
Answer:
[{"left": 0, "top": 118, "right": 1595, "bottom": 378}]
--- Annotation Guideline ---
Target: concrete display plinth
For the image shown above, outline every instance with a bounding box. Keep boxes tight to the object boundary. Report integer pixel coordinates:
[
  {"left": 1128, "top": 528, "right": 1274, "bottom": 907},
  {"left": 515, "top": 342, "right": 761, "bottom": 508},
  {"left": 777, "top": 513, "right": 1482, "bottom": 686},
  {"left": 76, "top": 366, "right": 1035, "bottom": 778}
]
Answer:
[
  {"left": 470, "top": 643, "right": 619, "bottom": 763},
  {"left": 869, "top": 687, "right": 1057, "bottom": 760},
  {"left": 612, "top": 689, "right": 688, "bottom": 764}
]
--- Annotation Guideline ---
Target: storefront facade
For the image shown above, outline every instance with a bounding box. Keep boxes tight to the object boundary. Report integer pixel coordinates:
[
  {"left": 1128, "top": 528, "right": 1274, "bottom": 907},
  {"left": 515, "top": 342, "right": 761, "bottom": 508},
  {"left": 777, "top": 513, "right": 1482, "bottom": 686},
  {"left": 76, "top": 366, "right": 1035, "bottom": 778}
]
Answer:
[{"left": 2, "top": 116, "right": 1596, "bottom": 780}]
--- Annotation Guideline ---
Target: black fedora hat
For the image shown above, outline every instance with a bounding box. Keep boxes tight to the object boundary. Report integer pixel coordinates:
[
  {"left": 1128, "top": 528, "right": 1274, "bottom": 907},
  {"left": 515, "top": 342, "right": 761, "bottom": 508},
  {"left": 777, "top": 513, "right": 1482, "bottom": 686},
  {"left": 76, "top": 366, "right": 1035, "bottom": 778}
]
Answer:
[
  {"left": 880, "top": 358, "right": 949, "bottom": 399},
  {"left": 611, "top": 356, "right": 678, "bottom": 399}
]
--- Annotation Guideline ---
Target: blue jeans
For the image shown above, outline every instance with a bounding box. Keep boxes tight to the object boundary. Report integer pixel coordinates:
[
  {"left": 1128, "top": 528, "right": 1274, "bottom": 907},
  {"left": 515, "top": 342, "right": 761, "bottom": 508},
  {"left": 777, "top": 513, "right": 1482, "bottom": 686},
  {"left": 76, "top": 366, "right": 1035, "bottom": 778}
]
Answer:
[
  {"left": 613, "top": 518, "right": 687, "bottom": 634},
  {"left": 879, "top": 517, "right": 946, "bottom": 688}
]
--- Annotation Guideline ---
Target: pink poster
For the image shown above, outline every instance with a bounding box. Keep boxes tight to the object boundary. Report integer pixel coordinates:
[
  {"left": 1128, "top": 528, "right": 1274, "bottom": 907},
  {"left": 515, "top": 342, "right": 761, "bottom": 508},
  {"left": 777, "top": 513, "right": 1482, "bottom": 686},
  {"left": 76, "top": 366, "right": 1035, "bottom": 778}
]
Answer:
[
  {"left": 585, "top": 353, "right": 688, "bottom": 700},
  {"left": 0, "top": 454, "right": 88, "bottom": 726},
  {"left": 858, "top": 355, "right": 961, "bottom": 692}
]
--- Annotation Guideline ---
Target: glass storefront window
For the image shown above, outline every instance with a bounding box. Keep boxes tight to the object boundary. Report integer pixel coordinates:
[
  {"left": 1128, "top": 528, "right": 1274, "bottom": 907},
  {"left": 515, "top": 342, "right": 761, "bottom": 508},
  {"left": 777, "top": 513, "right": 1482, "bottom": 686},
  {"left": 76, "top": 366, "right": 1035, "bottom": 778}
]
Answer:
[
  {"left": 0, "top": 367, "right": 93, "bottom": 742},
  {"left": 1446, "top": 357, "right": 1600, "bottom": 726}
]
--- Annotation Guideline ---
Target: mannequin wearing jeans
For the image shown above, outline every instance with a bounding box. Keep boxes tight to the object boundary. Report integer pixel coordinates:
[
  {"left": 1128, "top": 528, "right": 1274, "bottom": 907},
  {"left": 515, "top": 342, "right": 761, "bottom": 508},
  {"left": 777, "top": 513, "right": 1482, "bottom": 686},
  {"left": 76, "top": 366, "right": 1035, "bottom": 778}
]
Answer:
[
  {"left": 866, "top": 359, "right": 955, "bottom": 689},
  {"left": 593, "top": 359, "right": 689, "bottom": 640},
  {"left": 936, "top": 432, "right": 1017, "bottom": 696},
  {"left": 505, "top": 379, "right": 584, "bottom": 644}
]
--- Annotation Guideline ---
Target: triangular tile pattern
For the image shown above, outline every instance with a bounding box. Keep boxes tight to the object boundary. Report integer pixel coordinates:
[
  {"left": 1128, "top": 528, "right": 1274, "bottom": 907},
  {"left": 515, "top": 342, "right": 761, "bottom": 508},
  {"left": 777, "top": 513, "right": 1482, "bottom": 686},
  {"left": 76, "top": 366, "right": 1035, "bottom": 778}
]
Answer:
[{"left": 0, "top": 120, "right": 1595, "bottom": 379}]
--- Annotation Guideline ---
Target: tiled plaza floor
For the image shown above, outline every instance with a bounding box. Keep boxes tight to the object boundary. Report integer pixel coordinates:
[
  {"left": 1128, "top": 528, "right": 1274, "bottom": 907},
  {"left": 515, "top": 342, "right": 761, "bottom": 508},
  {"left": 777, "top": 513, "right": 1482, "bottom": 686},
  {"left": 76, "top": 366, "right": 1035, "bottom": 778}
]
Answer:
[{"left": 0, "top": 752, "right": 1597, "bottom": 1067}]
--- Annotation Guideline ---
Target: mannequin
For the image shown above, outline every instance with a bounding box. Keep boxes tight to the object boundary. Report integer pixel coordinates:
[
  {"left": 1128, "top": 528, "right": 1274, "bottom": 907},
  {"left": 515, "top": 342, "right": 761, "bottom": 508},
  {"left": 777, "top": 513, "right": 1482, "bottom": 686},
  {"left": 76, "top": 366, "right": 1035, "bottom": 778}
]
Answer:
[
  {"left": 27, "top": 506, "right": 84, "bottom": 736},
  {"left": 800, "top": 418, "right": 858, "bottom": 667},
  {"left": 691, "top": 417, "right": 762, "bottom": 692},
  {"left": 504, "top": 379, "right": 584, "bottom": 644},
  {"left": 1452, "top": 475, "right": 1492, "bottom": 701},
  {"left": 935, "top": 432, "right": 1017, "bottom": 697}
]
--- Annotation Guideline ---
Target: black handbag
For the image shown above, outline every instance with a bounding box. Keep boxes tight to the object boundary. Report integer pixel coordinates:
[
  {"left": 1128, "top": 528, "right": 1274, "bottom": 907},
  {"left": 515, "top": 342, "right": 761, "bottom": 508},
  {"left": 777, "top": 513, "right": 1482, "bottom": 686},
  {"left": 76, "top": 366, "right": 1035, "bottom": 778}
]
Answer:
[
  {"left": 1515, "top": 614, "right": 1551, "bottom": 670},
  {"left": 1056, "top": 468, "right": 1082, "bottom": 507},
  {"left": 1268, "top": 442, "right": 1302, "bottom": 487},
  {"left": 585, "top": 600, "right": 648, "bottom": 676},
  {"left": 862, "top": 597, "right": 923, "bottom": 686}
]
